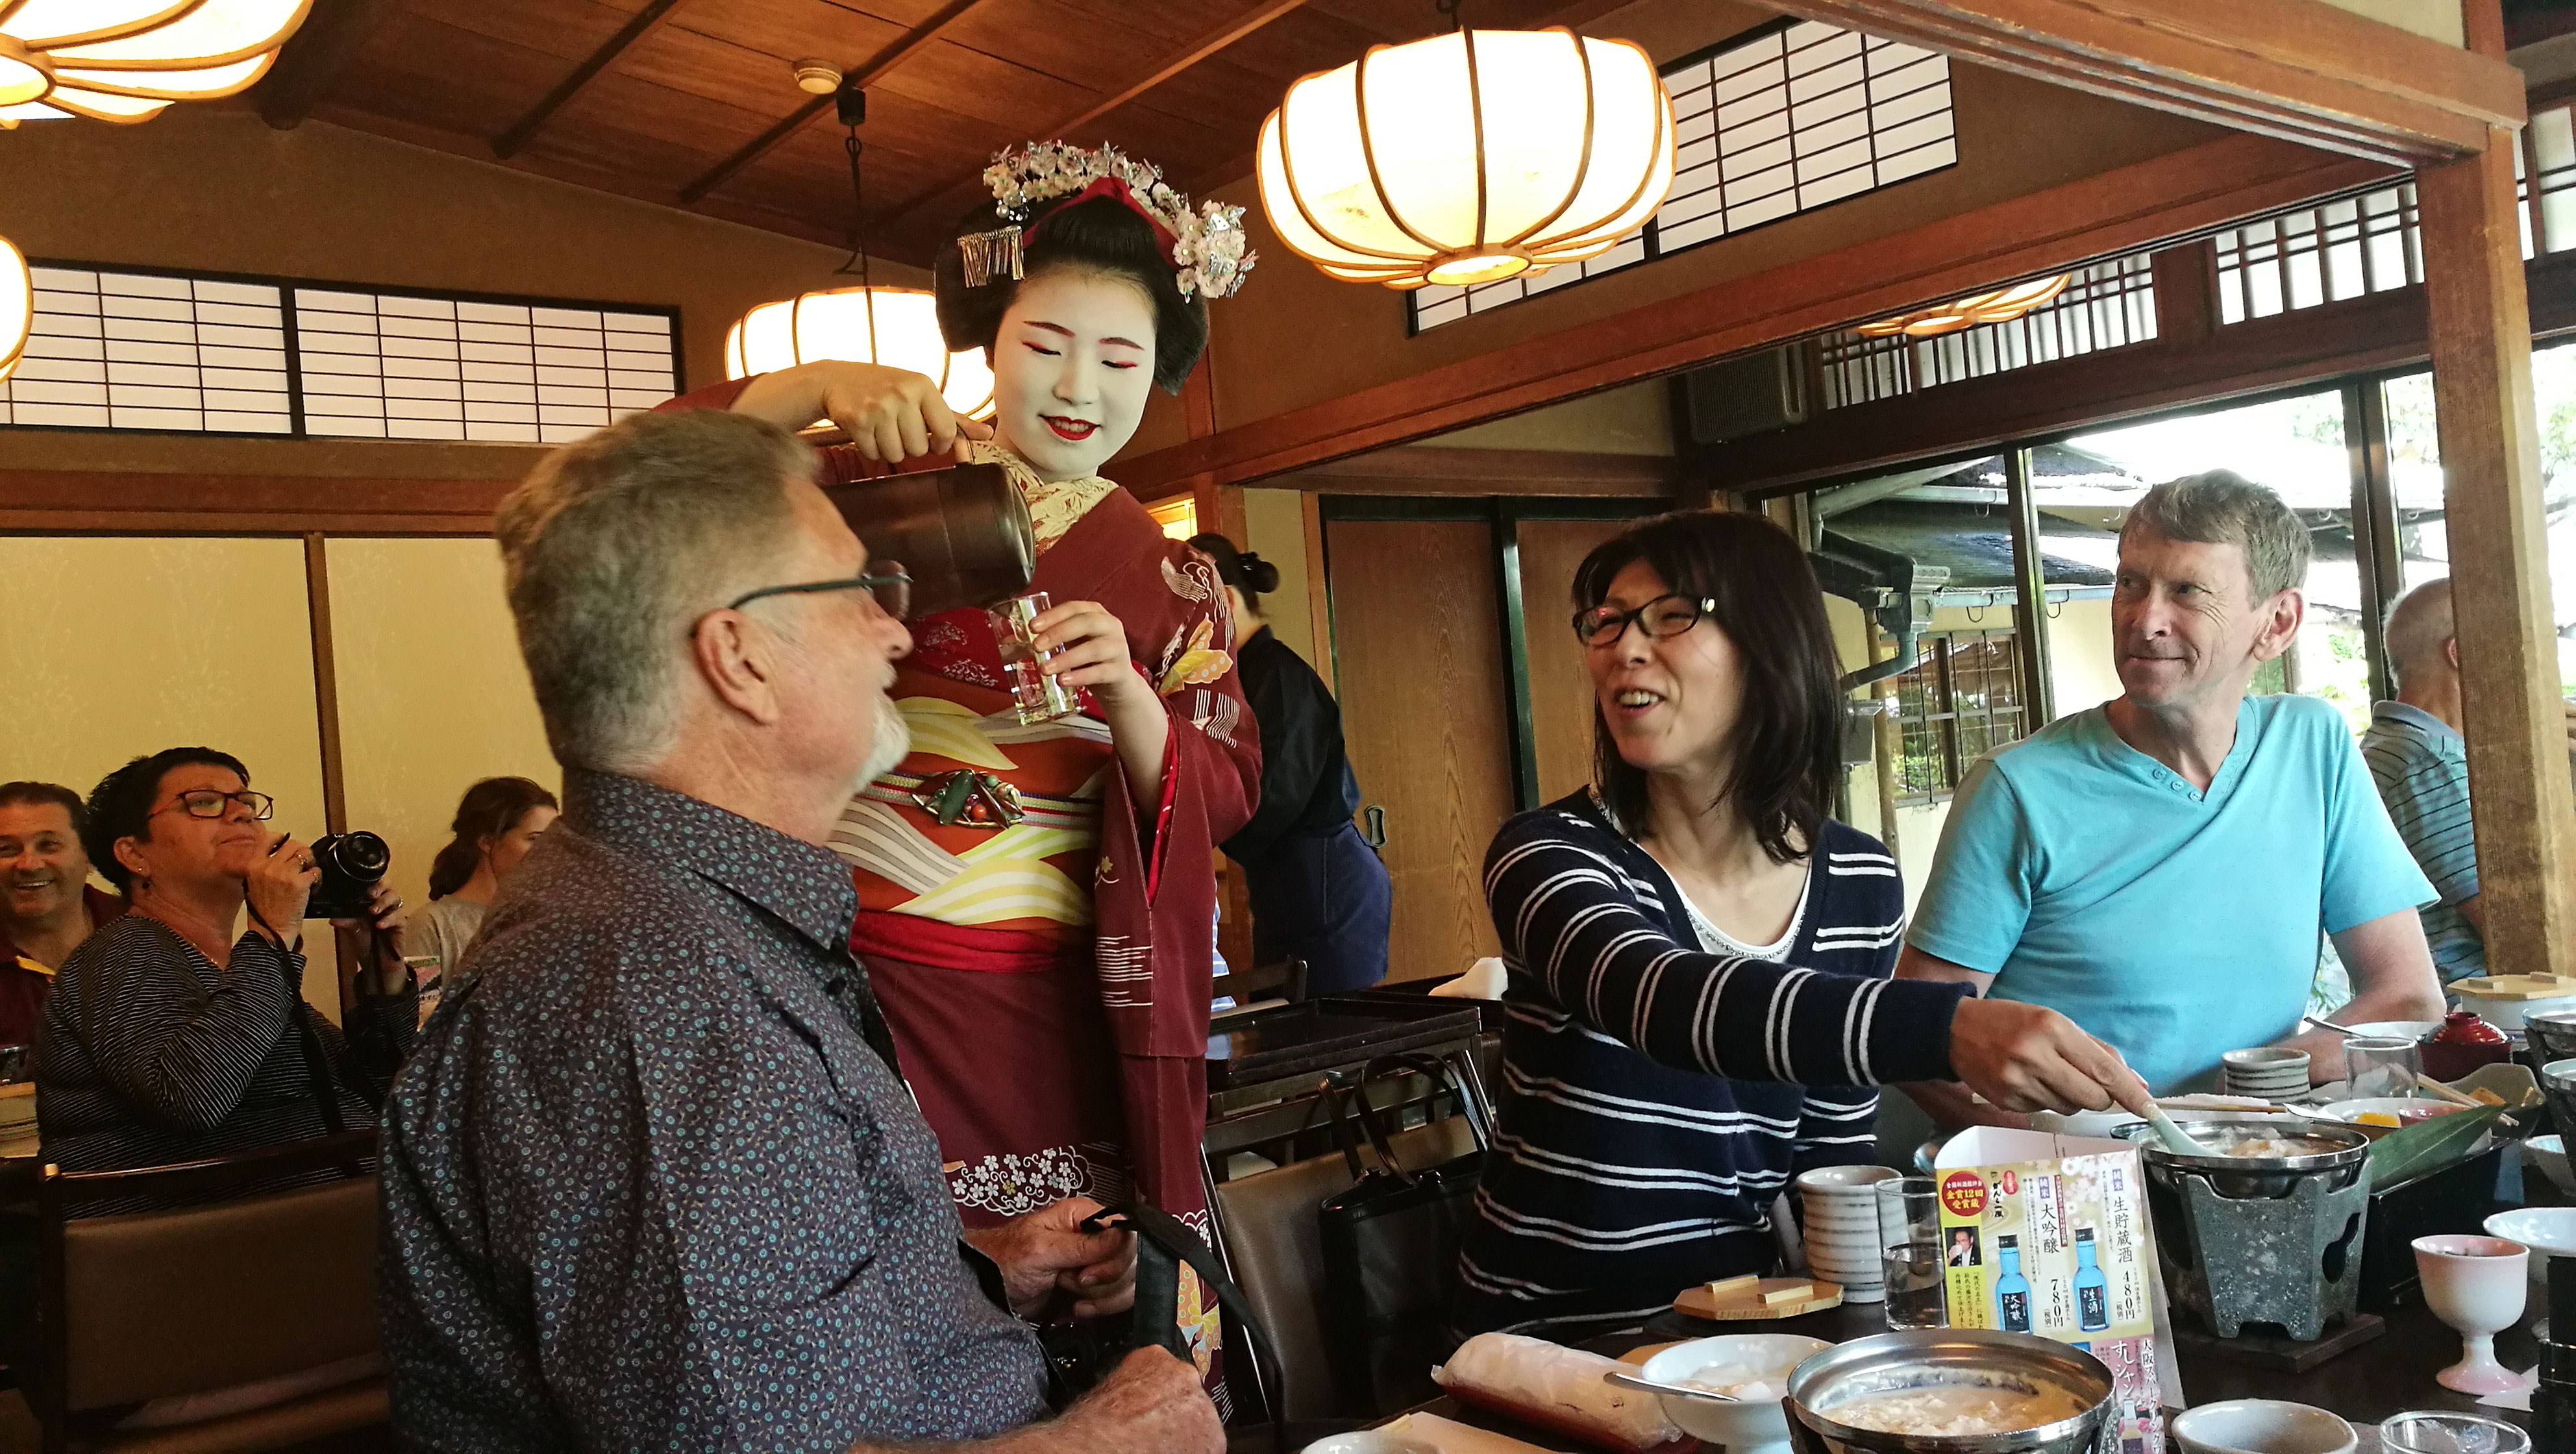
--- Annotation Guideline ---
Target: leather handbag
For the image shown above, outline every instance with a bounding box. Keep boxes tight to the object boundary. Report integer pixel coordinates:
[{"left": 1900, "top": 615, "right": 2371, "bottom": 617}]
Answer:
[
  {"left": 1315, "top": 1052, "right": 1490, "bottom": 1416},
  {"left": 1035, "top": 1201, "right": 1287, "bottom": 1435}
]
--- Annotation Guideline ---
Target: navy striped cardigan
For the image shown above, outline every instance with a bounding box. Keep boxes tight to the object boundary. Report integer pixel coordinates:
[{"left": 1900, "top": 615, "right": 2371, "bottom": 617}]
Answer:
[{"left": 1451, "top": 791, "right": 1974, "bottom": 1340}]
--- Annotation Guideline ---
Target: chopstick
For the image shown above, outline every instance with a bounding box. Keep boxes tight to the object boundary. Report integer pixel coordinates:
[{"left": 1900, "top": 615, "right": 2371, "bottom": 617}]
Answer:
[{"left": 2416, "top": 1074, "right": 2488, "bottom": 1109}]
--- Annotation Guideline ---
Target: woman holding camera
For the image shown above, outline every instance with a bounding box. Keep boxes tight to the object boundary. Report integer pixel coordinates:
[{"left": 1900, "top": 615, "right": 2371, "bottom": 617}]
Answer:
[{"left": 33, "top": 747, "right": 415, "bottom": 1190}]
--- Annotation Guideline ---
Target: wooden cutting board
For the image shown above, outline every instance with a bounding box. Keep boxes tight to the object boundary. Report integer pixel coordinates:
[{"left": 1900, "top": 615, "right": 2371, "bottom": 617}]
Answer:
[{"left": 1672, "top": 1277, "right": 1842, "bottom": 1321}]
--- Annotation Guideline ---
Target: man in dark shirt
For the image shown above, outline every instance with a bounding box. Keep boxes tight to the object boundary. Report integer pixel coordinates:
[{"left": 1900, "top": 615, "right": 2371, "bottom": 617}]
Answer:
[
  {"left": 0, "top": 780, "right": 124, "bottom": 1048},
  {"left": 378, "top": 404, "right": 1220, "bottom": 1453}
]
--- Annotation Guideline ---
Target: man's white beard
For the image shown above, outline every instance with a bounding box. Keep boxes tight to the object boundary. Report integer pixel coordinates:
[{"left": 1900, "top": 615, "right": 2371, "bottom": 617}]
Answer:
[{"left": 846, "top": 692, "right": 911, "bottom": 799}]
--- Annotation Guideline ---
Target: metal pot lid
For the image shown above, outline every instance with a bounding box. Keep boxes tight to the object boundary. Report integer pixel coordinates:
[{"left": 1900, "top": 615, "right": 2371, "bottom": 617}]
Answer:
[{"left": 2114, "top": 1116, "right": 2367, "bottom": 1172}]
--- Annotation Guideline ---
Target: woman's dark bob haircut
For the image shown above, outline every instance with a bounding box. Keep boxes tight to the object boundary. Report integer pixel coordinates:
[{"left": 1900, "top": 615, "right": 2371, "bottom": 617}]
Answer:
[
  {"left": 932, "top": 195, "right": 1210, "bottom": 394},
  {"left": 1571, "top": 510, "right": 1845, "bottom": 864}
]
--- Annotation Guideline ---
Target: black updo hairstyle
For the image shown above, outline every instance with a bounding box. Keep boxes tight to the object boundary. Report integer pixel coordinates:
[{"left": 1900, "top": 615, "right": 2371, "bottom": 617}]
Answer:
[
  {"left": 933, "top": 194, "right": 1211, "bottom": 394},
  {"left": 1188, "top": 533, "right": 1280, "bottom": 607}
]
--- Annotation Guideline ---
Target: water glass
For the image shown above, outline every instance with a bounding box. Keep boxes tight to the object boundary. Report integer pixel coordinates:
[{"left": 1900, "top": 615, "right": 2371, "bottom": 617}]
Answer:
[
  {"left": 1876, "top": 1176, "right": 1947, "bottom": 1330},
  {"left": 2380, "top": 1412, "right": 2532, "bottom": 1454},
  {"left": 2346, "top": 1035, "right": 2423, "bottom": 1099},
  {"left": 989, "top": 591, "right": 1078, "bottom": 726}
]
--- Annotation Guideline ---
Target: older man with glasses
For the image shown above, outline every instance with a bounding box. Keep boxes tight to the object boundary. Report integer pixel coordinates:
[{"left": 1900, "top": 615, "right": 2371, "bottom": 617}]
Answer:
[{"left": 376, "top": 408, "right": 1220, "bottom": 1454}]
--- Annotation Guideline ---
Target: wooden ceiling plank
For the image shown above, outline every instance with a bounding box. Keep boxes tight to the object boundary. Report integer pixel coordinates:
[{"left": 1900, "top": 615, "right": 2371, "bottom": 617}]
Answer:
[
  {"left": 493, "top": 0, "right": 691, "bottom": 159},
  {"left": 676, "top": 0, "right": 1000, "bottom": 204},
  {"left": 256, "top": 0, "right": 395, "bottom": 130},
  {"left": 1765, "top": 0, "right": 2525, "bottom": 163},
  {"left": 873, "top": 0, "right": 1313, "bottom": 253}
]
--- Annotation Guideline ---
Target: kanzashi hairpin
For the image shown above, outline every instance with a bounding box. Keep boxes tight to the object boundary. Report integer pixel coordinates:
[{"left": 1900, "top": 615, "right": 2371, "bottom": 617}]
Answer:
[{"left": 962, "top": 142, "right": 1256, "bottom": 302}]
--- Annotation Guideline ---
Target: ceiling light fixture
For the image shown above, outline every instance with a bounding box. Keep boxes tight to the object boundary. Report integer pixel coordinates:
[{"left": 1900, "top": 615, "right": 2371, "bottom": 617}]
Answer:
[
  {"left": 0, "top": 0, "right": 316, "bottom": 127},
  {"left": 791, "top": 58, "right": 841, "bottom": 95},
  {"left": 1254, "top": 5, "right": 1674, "bottom": 290},
  {"left": 1855, "top": 275, "right": 2074, "bottom": 338},
  {"left": 725, "top": 79, "right": 995, "bottom": 419},
  {"left": 0, "top": 235, "right": 29, "bottom": 383}
]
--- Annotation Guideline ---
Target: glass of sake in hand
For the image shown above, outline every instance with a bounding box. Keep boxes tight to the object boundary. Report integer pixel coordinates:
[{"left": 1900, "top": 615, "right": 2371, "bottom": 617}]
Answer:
[
  {"left": 991, "top": 591, "right": 1080, "bottom": 726},
  {"left": 1876, "top": 1176, "right": 1948, "bottom": 1330}
]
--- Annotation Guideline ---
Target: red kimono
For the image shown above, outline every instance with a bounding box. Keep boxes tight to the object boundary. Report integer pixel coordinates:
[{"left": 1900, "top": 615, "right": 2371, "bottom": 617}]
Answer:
[{"left": 658, "top": 380, "right": 1261, "bottom": 1384}]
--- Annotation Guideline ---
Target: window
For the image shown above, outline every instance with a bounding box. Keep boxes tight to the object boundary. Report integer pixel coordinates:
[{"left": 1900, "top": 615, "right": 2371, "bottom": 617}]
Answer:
[
  {"left": 0, "top": 267, "right": 293, "bottom": 433},
  {"left": 1818, "top": 252, "right": 2159, "bottom": 409},
  {"left": 1891, "top": 630, "right": 2025, "bottom": 802},
  {"left": 1410, "top": 19, "right": 1955, "bottom": 332},
  {"left": 297, "top": 288, "right": 675, "bottom": 443},
  {"left": 2211, "top": 100, "right": 2576, "bottom": 326},
  {"left": 0, "top": 262, "right": 681, "bottom": 441}
]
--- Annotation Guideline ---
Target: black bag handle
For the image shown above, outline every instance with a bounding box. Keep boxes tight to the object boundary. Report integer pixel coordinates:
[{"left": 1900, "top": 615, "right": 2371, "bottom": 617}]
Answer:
[
  {"left": 1084, "top": 1202, "right": 1289, "bottom": 1447},
  {"left": 1317, "top": 1076, "right": 1411, "bottom": 1185},
  {"left": 1348, "top": 1052, "right": 1490, "bottom": 1170}
]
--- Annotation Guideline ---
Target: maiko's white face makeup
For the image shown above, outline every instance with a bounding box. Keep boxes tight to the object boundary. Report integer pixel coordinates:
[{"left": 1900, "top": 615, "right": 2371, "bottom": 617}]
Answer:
[{"left": 987, "top": 267, "right": 1158, "bottom": 482}]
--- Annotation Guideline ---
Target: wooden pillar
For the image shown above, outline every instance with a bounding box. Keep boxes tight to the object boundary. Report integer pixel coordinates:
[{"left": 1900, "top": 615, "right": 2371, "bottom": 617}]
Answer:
[{"left": 2418, "top": 126, "right": 2576, "bottom": 980}]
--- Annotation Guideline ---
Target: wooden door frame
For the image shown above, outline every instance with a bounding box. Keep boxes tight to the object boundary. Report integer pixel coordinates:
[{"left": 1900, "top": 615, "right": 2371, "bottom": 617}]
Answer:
[{"left": 1319, "top": 495, "right": 1663, "bottom": 813}]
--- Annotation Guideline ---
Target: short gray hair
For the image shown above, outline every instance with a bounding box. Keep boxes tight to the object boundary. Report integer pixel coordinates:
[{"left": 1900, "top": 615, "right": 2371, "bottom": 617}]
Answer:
[
  {"left": 2119, "top": 469, "right": 2310, "bottom": 599},
  {"left": 495, "top": 409, "right": 813, "bottom": 772},
  {"left": 2384, "top": 577, "right": 2457, "bottom": 686}
]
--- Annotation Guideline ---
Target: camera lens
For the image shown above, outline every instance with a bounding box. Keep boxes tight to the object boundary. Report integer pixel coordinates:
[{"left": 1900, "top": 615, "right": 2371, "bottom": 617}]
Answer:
[{"left": 319, "top": 830, "right": 391, "bottom": 880}]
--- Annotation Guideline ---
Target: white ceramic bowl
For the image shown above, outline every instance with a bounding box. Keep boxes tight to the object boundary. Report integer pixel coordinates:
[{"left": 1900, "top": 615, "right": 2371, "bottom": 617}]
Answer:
[
  {"left": 1641, "top": 1333, "right": 1835, "bottom": 1453},
  {"left": 2527, "top": 1135, "right": 2576, "bottom": 1196},
  {"left": 2486, "top": 1206, "right": 2576, "bottom": 1292},
  {"left": 2341, "top": 1020, "right": 2441, "bottom": 1042},
  {"left": 1298, "top": 1434, "right": 1439, "bottom": 1454},
  {"left": 2170, "top": 1399, "right": 2357, "bottom": 1454}
]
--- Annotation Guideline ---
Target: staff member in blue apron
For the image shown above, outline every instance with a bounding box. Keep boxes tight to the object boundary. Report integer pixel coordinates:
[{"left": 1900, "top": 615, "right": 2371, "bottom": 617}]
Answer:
[{"left": 1191, "top": 534, "right": 1391, "bottom": 993}]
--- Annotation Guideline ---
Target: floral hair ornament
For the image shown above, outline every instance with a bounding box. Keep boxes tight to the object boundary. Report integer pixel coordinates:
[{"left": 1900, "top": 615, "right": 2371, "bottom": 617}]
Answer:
[{"left": 958, "top": 141, "right": 1256, "bottom": 302}]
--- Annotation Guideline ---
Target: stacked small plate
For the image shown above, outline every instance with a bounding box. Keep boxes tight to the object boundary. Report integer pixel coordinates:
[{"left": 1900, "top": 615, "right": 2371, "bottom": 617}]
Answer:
[
  {"left": 2221, "top": 1047, "right": 2311, "bottom": 1102},
  {"left": 1796, "top": 1164, "right": 1901, "bottom": 1304}
]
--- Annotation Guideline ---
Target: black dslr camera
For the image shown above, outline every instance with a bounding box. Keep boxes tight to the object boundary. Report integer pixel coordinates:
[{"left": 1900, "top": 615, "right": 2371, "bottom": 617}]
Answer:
[{"left": 306, "top": 831, "right": 391, "bottom": 919}]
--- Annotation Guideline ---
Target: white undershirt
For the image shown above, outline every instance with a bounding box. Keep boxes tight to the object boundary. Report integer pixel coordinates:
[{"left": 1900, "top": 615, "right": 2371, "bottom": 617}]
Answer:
[{"left": 1676, "top": 861, "right": 1813, "bottom": 963}]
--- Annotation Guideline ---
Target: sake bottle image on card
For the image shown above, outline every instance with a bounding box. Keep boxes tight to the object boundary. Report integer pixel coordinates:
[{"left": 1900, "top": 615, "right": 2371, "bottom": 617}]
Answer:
[
  {"left": 2073, "top": 1227, "right": 2110, "bottom": 1333},
  {"left": 1994, "top": 1233, "right": 2033, "bottom": 1333}
]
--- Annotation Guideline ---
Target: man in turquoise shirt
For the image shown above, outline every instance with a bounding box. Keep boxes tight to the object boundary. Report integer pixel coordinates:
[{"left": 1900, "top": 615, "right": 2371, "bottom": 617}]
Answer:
[{"left": 1899, "top": 471, "right": 2442, "bottom": 1114}]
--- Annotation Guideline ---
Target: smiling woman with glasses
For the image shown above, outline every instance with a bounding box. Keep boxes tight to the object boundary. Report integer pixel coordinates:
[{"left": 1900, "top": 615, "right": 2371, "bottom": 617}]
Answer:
[{"left": 1453, "top": 510, "right": 2148, "bottom": 1342}]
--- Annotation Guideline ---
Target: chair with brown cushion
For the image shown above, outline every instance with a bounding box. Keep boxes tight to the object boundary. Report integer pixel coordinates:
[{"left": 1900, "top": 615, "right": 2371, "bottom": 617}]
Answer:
[{"left": 34, "top": 1131, "right": 388, "bottom": 1454}]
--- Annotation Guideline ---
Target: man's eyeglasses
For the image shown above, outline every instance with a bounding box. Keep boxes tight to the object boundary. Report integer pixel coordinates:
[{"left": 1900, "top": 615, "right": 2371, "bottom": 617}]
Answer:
[
  {"left": 152, "top": 789, "right": 276, "bottom": 822},
  {"left": 1573, "top": 593, "right": 1718, "bottom": 647},
  {"left": 725, "top": 560, "right": 911, "bottom": 620}
]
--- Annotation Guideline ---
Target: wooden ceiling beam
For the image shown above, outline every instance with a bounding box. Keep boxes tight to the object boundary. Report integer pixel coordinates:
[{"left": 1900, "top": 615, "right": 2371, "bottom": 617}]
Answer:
[
  {"left": 873, "top": 0, "right": 1314, "bottom": 244},
  {"left": 676, "top": 0, "right": 997, "bottom": 206},
  {"left": 492, "top": 0, "right": 691, "bottom": 160},
  {"left": 254, "top": 0, "right": 394, "bottom": 132},
  {"left": 1113, "top": 130, "right": 2399, "bottom": 499},
  {"left": 1262, "top": 445, "right": 1676, "bottom": 495},
  {"left": 1763, "top": 0, "right": 2526, "bottom": 165}
]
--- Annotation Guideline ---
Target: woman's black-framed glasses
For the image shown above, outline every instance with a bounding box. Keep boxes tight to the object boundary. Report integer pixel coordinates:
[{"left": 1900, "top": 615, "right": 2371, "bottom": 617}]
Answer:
[
  {"left": 155, "top": 789, "right": 277, "bottom": 821},
  {"left": 725, "top": 560, "right": 911, "bottom": 620},
  {"left": 1572, "top": 594, "right": 1716, "bottom": 647}
]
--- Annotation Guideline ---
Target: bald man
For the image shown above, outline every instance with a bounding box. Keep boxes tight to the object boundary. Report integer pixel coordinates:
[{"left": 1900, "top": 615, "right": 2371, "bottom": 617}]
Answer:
[{"left": 2359, "top": 579, "right": 2486, "bottom": 982}]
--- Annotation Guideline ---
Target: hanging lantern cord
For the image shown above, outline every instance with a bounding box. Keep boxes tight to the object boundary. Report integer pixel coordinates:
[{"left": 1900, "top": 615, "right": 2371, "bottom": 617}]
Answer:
[
  {"left": 832, "top": 124, "right": 881, "bottom": 362},
  {"left": 1435, "top": 0, "right": 1463, "bottom": 31}
]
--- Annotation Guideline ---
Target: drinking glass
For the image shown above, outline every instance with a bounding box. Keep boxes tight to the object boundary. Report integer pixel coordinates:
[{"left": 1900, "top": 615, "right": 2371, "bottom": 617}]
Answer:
[
  {"left": 1876, "top": 1176, "right": 1946, "bottom": 1330},
  {"left": 989, "top": 591, "right": 1078, "bottom": 726},
  {"left": 2381, "top": 1412, "right": 2533, "bottom": 1454},
  {"left": 2345, "top": 1035, "right": 2423, "bottom": 1099}
]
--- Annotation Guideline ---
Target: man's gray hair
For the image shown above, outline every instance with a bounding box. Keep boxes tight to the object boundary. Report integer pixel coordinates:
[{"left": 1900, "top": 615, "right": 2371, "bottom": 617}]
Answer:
[
  {"left": 2119, "top": 469, "right": 2312, "bottom": 599},
  {"left": 495, "top": 409, "right": 813, "bottom": 773},
  {"left": 2383, "top": 576, "right": 2457, "bottom": 687}
]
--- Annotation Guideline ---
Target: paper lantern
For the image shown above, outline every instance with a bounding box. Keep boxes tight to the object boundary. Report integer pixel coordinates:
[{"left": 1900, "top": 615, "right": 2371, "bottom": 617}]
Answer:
[
  {"left": 725, "top": 286, "right": 995, "bottom": 420},
  {"left": 0, "top": 235, "right": 27, "bottom": 383},
  {"left": 0, "top": 0, "right": 314, "bottom": 127},
  {"left": 1856, "top": 275, "right": 2073, "bottom": 339},
  {"left": 1256, "top": 27, "right": 1674, "bottom": 290}
]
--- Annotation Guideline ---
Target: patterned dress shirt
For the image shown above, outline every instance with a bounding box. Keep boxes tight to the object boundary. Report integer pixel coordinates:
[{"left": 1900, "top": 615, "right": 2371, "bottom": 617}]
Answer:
[{"left": 378, "top": 769, "right": 1048, "bottom": 1453}]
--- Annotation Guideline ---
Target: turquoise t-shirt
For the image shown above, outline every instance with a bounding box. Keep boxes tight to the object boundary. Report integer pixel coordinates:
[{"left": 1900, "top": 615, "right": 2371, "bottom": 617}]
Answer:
[{"left": 1905, "top": 695, "right": 2434, "bottom": 1093}]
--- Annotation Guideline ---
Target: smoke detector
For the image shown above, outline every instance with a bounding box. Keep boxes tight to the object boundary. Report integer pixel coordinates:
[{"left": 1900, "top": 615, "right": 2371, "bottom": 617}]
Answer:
[{"left": 792, "top": 59, "right": 843, "bottom": 95}]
